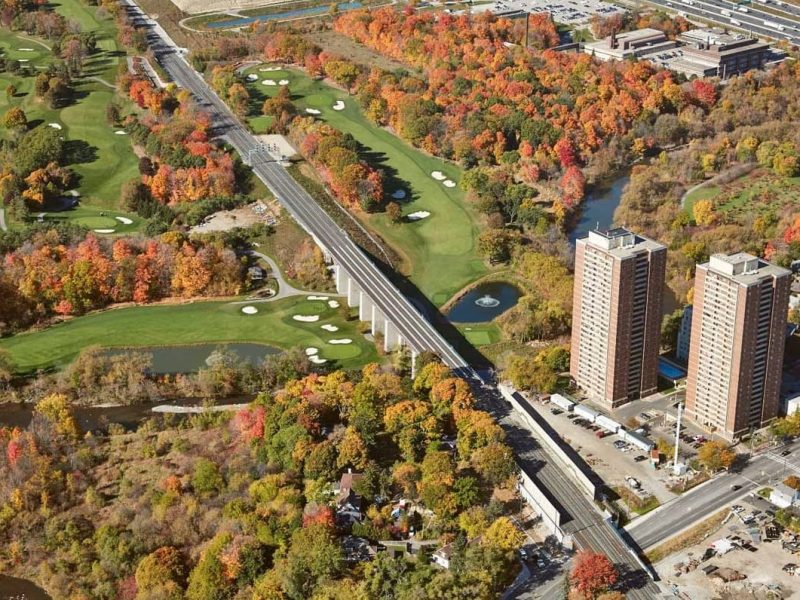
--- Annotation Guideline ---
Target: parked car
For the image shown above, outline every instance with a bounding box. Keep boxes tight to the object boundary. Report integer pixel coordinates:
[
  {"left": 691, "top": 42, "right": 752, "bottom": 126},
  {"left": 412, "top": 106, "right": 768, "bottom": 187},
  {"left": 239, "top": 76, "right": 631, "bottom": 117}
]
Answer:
[
  {"left": 567, "top": 414, "right": 578, "bottom": 420},
  {"left": 550, "top": 408, "right": 563, "bottom": 416},
  {"left": 781, "top": 450, "right": 792, "bottom": 457},
  {"left": 634, "top": 455, "right": 647, "bottom": 462},
  {"left": 595, "top": 430, "right": 607, "bottom": 439}
]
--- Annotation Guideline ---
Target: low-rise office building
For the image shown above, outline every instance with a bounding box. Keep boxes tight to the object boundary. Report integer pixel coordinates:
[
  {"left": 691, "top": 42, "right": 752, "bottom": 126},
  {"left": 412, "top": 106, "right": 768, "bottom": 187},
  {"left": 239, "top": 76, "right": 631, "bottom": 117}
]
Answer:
[{"left": 584, "top": 26, "right": 772, "bottom": 79}]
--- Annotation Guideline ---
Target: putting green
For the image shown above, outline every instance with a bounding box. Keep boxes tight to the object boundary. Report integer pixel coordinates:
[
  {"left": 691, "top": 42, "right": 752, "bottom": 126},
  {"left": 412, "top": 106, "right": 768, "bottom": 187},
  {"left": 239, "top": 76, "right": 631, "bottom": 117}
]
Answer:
[
  {"left": 0, "top": 296, "right": 379, "bottom": 374},
  {"left": 244, "top": 64, "right": 488, "bottom": 306}
]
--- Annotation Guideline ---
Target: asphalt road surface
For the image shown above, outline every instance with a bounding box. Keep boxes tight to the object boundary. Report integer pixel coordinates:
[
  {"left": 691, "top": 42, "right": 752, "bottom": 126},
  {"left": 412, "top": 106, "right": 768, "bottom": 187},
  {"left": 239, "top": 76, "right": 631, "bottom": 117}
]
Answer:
[
  {"left": 125, "top": 3, "right": 662, "bottom": 595},
  {"left": 627, "top": 439, "right": 800, "bottom": 550}
]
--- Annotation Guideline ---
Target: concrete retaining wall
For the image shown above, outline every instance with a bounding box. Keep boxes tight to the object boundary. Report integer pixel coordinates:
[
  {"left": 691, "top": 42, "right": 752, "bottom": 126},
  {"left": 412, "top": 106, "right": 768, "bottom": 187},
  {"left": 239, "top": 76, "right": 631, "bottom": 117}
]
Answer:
[
  {"left": 518, "top": 468, "right": 565, "bottom": 543},
  {"left": 500, "top": 384, "right": 598, "bottom": 500}
]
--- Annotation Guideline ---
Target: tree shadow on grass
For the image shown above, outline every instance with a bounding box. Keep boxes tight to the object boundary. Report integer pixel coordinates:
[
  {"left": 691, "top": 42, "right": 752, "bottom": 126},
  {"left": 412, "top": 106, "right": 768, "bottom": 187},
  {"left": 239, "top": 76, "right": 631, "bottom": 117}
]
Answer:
[
  {"left": 64, "top": 139, "right": 98, "bottom": 165},
  {"left": 356, "top": 146, "right": 413, "bottom": 202}
]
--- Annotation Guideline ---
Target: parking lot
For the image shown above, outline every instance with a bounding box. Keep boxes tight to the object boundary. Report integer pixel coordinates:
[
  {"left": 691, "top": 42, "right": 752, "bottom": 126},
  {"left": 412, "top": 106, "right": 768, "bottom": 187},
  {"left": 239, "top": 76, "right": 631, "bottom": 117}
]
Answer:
[
  {"left": 471, "top": 0, "right": 626, "bottom": 26},
  {"left": 534, "top": 399, "right": 680, "bottom": 505}
]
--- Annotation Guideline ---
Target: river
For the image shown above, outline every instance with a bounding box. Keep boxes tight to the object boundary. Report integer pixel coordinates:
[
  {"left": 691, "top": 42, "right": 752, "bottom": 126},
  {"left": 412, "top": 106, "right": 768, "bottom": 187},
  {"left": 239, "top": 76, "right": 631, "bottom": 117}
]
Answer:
[
  {"left": 0, "top": 575, "right": 51, "bottom": 600},
  {"left": 569, "top": 173, "right": 631, "bottom": 243}
]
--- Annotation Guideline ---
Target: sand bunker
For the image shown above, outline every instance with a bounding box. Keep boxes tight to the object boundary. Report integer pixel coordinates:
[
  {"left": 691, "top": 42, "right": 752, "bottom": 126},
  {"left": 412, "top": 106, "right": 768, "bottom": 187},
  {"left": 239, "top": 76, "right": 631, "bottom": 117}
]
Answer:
[
  {"left": 305, "top": 108, "right": 321, "bottom": 115},
  {"left": 278, "top": 79, "right": 289, "bottom": 85},
  {"left": 115, "top": 216, "right": 133, "bottom": 225},
  {"left": 407, "top": 211, "right": 431, "bottom": 221},
  {"left": 114, "top": 130, "right": 127, "bottom": 135},
  {"left": 328, "top": 300, "right": 340, "bottom": 308},
  {"left": 443, "top": 180, "right": 456, "bottom": 188},
  {"left": 293, "top": 315, "right": 320, "bottom": 322},
  {"left": 246, "top": 73, "right": 258, "bottom": 81},
  {"left": 48, "top": 123, "right": 62, "bottom": 130},
  {"left": 262, "top": 79, "right": 276, "bottom": 86},
  {"left": 308, "top": 295, "right": 329, "bottom": 300},
  {"left": 321, "top": 324, "right": 339, "bottom": 332},
  {"left": 241, "top": 306, "right": 258, "bottom": 315},
  {"left": 18, "top": 48, "right": 34, "bottom": 51},
  {"left": 332, "top": 100, "right": 345, "bottom": 111},
  {"left": 17, "top": 58, "right": 28, "bottom": 63},
  {"left": 391, "top": 190, "right": 407, "bottom": 200},
  {"left": 431, "top": 171, "right": 446, "bottom": 181},
  {"left": 328, "top": 339, "right": 352, "bottom": 345},
  {"left": 309, "top": 355, "right": 327, "bottom": 364},
  {"left": 305, "top": 347, "right": 319, "bottom": 356},
  {"left": 260, "top": 66, "right": 282, "bottom": 72},
  {"left": 93, "top": 228, "right": 115, "bottom": 234}
]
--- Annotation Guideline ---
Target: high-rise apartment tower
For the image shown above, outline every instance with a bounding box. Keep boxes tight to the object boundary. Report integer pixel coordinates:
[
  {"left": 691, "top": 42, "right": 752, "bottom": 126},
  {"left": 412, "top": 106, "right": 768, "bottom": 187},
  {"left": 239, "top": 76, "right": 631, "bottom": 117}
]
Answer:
[
  {"left": 570, "top": 228, "right": 667, "bottom": 409},
  {"left": 685, "top": 253, "right": 790, "bottom": 440}
]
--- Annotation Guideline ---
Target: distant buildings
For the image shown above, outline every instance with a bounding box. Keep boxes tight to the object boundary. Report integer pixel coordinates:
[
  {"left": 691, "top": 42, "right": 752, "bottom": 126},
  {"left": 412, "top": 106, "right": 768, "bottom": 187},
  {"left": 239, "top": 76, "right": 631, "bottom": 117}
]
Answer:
[
  {"left": 583, "top": 26, "right": 774, "bottom": 79},
  {"left": 570, "top": 228, "right": 666, "bottom": 409},
  {"left": 685, "top": 253, "right": 791, "bottom": 441}
]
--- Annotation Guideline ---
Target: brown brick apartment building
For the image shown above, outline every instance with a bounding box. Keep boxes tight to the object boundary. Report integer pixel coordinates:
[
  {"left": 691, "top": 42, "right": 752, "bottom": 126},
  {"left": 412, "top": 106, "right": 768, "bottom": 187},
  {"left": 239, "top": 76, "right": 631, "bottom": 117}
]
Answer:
[
  {"left": 685, "top": 253, "right": 791, "bottom": 441},
  {"left": 570, "top": 228, "right": 667, "bottom": 410}
]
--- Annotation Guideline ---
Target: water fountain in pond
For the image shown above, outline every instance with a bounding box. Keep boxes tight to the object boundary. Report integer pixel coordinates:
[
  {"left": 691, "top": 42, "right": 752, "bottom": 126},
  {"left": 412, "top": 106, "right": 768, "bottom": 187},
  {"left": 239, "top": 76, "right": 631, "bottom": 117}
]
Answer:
[{"left": 475, "top": 294, "right": 501, "bottom": 308}]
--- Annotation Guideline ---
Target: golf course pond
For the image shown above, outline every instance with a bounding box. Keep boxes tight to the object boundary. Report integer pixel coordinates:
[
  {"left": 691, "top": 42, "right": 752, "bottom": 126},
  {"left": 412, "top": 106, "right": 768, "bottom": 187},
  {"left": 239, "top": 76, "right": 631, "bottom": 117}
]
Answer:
[
  {"left": 103, "top": 342, "right": 281, "bottom": 375},
  {"left": 446, "top": 281, "right": 522, "bottom": 323}
]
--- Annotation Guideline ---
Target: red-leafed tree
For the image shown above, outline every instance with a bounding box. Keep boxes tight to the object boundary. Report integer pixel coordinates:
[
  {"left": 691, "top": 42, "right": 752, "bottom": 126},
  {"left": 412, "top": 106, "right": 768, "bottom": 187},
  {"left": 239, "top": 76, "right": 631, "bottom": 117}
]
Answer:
[{"left": 570, "top": 551, "right": 619, "bottom": 599}]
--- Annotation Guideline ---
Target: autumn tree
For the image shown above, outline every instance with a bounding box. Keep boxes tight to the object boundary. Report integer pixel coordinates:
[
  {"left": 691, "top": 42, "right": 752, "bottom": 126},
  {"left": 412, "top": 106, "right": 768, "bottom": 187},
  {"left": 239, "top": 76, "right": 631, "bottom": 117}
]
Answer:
[
  {"left": 570, "top": 551, "right": 618, "bottom": 599},
  {"left": 3, "top": 107, "right": 27, "bottom": 130},
  {"left": 697, "top": 440, "right": 736, "bottom": 472}
]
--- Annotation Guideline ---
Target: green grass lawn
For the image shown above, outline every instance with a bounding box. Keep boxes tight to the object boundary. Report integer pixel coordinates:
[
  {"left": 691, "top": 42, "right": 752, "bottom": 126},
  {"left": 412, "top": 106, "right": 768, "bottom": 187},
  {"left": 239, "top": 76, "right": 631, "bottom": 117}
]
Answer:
[
  {"left": 456, "top": 323, "right": 502, "bottom": 347},
  {"left": 685, "top": 171, "right": 800, "bottom": 220},
  {"left": 38, "top": 205, "right": 143, "bottom": 234},
  {"left": 0, "top": 1, "right": 140, "bottom": 226},
  {"left": 683, "top": 185, "right": 720, "bottom": 217},
  {"left": 0, "top": 295, "right": 379, "bottom": 374},
  {"left": 244, "top": 64, "right": 488, "bottom": 306}
]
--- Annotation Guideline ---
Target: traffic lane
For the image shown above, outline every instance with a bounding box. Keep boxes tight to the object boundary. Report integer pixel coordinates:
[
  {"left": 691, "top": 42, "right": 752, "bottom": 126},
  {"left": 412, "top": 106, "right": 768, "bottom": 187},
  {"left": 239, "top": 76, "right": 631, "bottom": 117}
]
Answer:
[{"left": 628, "top": 442, "right": 800, "bottom": 548}]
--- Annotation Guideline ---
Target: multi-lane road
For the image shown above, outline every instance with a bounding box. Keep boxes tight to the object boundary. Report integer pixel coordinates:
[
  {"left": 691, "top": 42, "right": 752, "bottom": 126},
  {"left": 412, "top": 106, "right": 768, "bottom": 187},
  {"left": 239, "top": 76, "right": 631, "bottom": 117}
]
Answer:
[
  {"left": 628, "top": 440, "right": 800, "bottom": 549},
  {"left": 643, "top": 0, "right": 800, "bottom": 45},
  {"left": 125, "top": 2, "right": 664, "bottom": 595}
]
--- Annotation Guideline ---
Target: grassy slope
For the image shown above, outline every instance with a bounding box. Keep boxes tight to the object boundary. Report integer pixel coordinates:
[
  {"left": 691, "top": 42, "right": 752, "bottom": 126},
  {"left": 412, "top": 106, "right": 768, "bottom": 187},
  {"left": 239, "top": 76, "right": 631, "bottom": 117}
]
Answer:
[
  {"left": 0, "top": 296, "right": 379, "bottom": 373},
  {"left": 0, "top": 1, "right": 140, "bottom": 217},
  {"left": 244, "top": 65, "right": 487, "bottom": 306}
]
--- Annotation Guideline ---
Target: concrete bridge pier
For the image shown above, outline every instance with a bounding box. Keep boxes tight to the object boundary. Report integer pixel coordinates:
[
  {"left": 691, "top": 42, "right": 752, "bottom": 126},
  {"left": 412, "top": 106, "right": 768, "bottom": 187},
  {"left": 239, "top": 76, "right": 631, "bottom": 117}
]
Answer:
[{"left": 346, "top": 277, "right": 360, "bottom": 308}]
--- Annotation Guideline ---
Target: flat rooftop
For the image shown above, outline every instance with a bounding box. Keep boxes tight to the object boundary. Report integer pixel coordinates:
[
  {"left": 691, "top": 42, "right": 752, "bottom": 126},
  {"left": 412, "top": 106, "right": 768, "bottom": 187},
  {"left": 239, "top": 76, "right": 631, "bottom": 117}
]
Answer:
[
  {"left": 580, "top": 227, "right": 666, "bottom": 257},
  {"left": 705, "top": 252, "right": 790, "bottom": 284}
]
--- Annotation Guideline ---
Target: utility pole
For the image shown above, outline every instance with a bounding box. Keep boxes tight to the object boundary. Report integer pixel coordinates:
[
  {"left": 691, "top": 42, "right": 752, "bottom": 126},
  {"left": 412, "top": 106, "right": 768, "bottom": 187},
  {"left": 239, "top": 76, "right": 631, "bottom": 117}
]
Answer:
[{"left": 673, "top": 402, "right": 683, "bottom": 475}]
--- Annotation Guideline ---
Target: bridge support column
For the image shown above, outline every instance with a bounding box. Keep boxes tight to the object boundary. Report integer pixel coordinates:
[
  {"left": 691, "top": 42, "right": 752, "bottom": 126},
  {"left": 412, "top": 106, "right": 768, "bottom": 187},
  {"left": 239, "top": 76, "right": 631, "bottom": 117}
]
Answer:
[
  {"left": 383, "top": 320, "right": 404, "bottom": 352},
  {"left": 359, "top": 291, "right": 375, "bottom": 322},
  {"left": 335, "top": 265, "right": 345, "bottom": 295},
  {"left": 346, "top": 277, "right": 360, "bottom": 307}
]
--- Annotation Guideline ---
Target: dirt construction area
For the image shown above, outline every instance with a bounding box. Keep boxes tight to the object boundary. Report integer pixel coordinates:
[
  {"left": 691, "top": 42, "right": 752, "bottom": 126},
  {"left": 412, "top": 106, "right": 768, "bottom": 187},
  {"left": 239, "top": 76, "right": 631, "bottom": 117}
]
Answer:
[
  {"left": 190, "top": 201, "right": 280, "bottom": 234},
  {"left": 657, "top": 496, "right": 800, "bottom": 599},
  {"left": 170, "top": 0, "right": 283, "bottom": 15}
]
